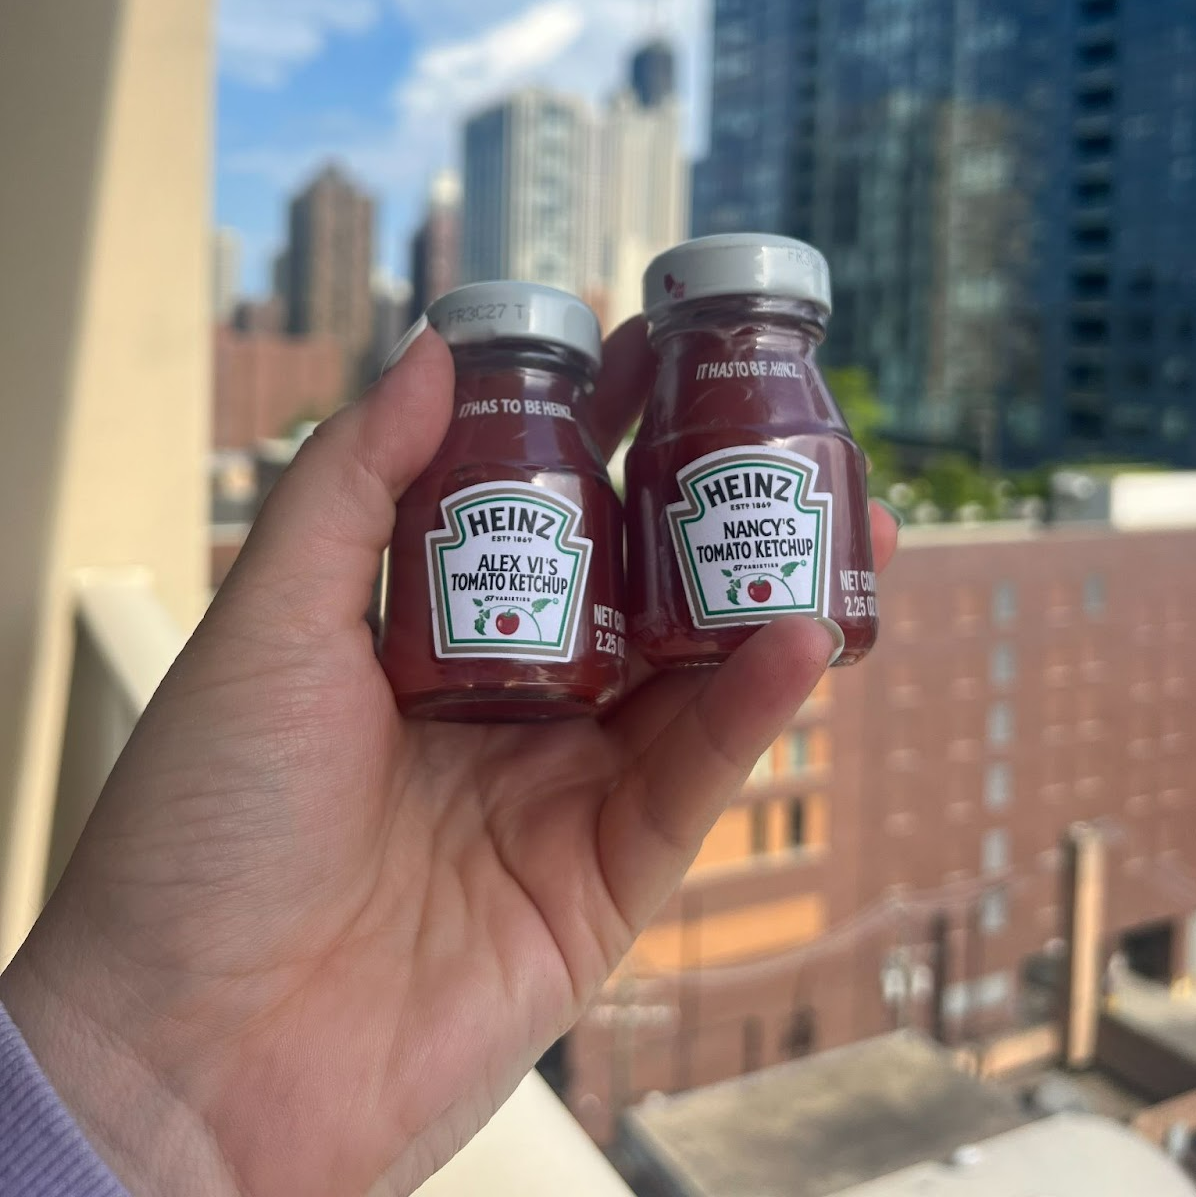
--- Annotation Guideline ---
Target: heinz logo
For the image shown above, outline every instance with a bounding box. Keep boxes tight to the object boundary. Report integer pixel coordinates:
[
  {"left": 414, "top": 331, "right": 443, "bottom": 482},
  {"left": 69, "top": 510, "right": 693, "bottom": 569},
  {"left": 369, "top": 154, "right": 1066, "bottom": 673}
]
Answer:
[{"left": 700, "top": 469, "right": 795, "bottom": 509}]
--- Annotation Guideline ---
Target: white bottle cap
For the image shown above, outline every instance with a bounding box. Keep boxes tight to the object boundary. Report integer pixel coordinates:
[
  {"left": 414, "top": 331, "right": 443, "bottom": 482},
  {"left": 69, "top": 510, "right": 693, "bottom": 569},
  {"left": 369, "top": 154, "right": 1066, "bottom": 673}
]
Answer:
[
  {"left": 643, "top": 234, "right": 833, "bottom": 319},
  {"left": 426, "top": 282, "right": 601, "bottom": 368}
]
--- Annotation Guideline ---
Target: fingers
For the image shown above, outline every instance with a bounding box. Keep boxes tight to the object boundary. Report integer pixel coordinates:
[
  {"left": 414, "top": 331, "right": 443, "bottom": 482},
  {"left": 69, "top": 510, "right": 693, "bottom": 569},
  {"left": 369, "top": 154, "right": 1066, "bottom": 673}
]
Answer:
[
  {"left": 618, "top": 502, "right": 899, "bottom": 700},
  {"left": 597, "top": 616, "right": 837, "bottom": 929},
  {"left": 213, "top": 329, "right": 455, "bottom": 641},
  {"left": 869, "top": 499, "right": 899, "bottom": 574},
  {"left": 581, "top": 317, "right": 655, "bottom": 461}
]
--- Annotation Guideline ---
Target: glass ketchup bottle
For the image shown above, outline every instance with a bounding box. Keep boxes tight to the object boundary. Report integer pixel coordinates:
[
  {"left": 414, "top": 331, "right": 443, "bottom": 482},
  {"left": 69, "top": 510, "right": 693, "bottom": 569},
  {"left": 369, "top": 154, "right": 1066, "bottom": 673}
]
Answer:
[
  {"left": 381, "top": 281, "right": 627, "bottom": 720},
  {"left": 626, "top": 234, "right": 878, "bottom": 668}
]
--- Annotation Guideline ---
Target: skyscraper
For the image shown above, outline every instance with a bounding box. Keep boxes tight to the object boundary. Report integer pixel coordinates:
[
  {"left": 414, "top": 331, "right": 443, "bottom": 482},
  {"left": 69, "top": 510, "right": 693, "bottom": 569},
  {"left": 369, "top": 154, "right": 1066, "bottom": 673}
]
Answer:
[
  {"left": 695, "top": 0, "right": 1196, "bottom": 468},
  {"left": 370, "top": 269, "right": 412, "bottom": 378},
  {"left": 631, "top": 39, "right": 677, "bottom": 108},
  {"left": 600, "top": 45, "right": 690, "bottom": 327},
  {"left": 284, "top": 164, "right": 374, "bottom": 392},
  {"left": 212, "top": 227, "right": 242, "bottom": 324},
  {"left": 462, "top": 89, "right": 599, "bottom": 295},
  {"left": 1042, "top": 0, "right": 1196, "bottom": 467},
  {"left": 409, "top": 169, "right": 461, "bottom": 316}
]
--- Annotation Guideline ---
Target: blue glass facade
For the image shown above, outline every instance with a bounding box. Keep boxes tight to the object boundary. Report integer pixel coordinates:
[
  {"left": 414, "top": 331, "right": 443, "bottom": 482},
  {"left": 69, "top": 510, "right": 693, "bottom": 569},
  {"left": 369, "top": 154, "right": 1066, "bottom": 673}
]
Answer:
[
  {"left": 696, "top": 0, "right": 1196, "bottom": 467},
  {"left": 1043, "top": 0, "right": 1196, "bottom": 465}
]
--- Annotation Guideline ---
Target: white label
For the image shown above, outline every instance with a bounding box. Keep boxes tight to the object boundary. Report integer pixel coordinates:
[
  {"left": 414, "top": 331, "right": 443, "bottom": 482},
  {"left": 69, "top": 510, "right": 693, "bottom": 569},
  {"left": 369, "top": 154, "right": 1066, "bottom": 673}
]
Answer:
[
  {"left": 426, "top": 482, "right": 592, "bottom": 661},
  {"left": 666, "top": 446, "right": 833, "bottom": 629}
]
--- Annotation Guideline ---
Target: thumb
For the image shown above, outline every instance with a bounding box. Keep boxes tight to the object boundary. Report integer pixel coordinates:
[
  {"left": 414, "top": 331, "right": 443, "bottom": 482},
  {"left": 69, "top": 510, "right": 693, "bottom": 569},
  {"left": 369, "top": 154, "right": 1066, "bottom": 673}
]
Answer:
[{"left": 213, "top": 325, "right": 454, "bottom": 641}]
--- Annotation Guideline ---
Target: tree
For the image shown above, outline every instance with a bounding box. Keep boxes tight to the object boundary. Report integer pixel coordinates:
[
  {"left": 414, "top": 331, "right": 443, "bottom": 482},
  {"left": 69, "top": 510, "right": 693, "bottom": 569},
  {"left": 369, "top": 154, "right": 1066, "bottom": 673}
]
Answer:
[{"left": 824, "top": 367, "right": 894, "bottom": 487}]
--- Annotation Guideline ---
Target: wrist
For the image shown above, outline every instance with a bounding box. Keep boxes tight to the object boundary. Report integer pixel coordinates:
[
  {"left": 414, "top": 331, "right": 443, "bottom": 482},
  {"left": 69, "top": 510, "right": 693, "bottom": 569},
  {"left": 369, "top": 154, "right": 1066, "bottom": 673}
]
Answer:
[{"left": 0, "top": 912, "right": 241, "bottom": 1197}]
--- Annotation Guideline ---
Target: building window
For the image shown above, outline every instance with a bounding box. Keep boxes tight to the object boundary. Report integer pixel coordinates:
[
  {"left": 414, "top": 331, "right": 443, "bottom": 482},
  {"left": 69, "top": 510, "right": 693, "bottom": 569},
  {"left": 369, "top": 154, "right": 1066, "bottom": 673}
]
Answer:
[
  {"left": 788, "top": 800, "right": 806, "bottom": 848},
  {"left": 786, "top": 731, "right": 809, "bottom": 774},
  {"left": 990, "top": 644, "right": 1016, "bottom": 687},
  {"left": 992, "top": 582, "right": 1017, "bottom": 625},
  {"left": 1074, "top": 179, "right": 1112, "bottom": 205},
  {"left": 1071, "top": 270, "right": 1109, "bottom": 297},
  {"left": 979, "top": 888, "right": 1008, "bottom": 934},
  {"left": 1072, "top": 317, "right": 1108, "bottom": 342},
  {"left": 982, "top": 829, "right": 1010, "bottom": 874},
  {"left": 1077, "top": 42, "right": 1116, "bottom": 69},
  {"left": 1083, "top": 574, "right": 1106, "bottom": 616},
  {"left": 750, "top": 804, "right": 768, "bottom": 855},
  {"left": 1127, "top": 314, "right": 1154, "bottom": 342},
  {"left": 783, "top": 1006, "right": 817, "bottom": 1058},
  {"left": 988, "top": 702, "right": 1014, "bottom": 747},
  {"left": 1069, "top": 361, "right": 1106, "bottom": 389},
  {"left": 1129, "top": 268, "right": 1154, "bottom": 296},
  {"left": 1125, "top": 361, "right": 1152, "bottom": 389},
  {"left": 984, "top": 762, "right": 1011, "bottom": 811}
]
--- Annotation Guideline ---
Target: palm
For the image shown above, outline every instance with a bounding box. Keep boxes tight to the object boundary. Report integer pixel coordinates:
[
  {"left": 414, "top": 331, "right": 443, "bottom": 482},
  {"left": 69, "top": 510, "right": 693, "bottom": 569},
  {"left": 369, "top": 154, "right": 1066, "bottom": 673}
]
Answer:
[
  {"left": 79, "top": 592, "right": 726, "bottom": 1195},
  {"left": 2, "top": 325, "right": 897, "bottom": 1197}
]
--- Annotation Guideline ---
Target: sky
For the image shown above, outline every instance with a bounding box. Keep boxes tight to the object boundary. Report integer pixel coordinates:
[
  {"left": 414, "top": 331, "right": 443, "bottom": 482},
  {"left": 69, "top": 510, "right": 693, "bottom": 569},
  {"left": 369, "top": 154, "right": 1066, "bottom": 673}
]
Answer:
[{"left": 216, "top": 0, "right": 711, "bottom": 297}]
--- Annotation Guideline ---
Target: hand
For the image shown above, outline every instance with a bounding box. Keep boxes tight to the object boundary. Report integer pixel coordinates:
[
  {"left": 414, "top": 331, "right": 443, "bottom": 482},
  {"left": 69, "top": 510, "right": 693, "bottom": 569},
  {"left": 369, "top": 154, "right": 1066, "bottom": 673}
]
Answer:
[{"left": 0, "top": 322, "right": 898, "bottom": 1197}]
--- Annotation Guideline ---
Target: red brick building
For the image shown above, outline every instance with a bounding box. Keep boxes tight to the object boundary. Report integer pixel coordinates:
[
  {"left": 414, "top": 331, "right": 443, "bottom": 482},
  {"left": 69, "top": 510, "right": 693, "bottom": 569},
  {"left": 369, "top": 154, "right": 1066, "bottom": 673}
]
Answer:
[
  {"left": 285, "top": 164, "right": 375, "bottom": 390},
  {"left": 564, "top": 521, "right": 1196, "bottom": 1142},
  {"left": 212, "top": 325, "right": 343, "bottom": 451}
]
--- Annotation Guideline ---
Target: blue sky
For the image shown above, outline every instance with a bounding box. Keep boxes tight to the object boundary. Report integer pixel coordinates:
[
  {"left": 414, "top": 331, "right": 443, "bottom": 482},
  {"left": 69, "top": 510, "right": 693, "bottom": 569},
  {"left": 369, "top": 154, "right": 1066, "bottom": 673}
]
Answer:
[{"left": 216, "top": 0, "right": 710, "bottom": 296}]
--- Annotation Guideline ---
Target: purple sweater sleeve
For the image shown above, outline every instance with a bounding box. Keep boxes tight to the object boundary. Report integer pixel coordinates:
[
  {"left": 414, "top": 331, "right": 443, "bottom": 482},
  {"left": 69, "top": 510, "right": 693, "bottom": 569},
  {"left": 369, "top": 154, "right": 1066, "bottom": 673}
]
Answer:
[{"left": 0, "top": 1003, "right": 128, "bottom": 1196}]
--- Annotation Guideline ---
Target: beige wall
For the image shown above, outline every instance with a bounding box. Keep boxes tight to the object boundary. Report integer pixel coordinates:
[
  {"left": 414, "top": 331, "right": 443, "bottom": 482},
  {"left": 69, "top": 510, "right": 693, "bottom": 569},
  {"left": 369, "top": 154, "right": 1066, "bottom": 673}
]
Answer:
[{"left": 0, "top": 0, "right": 212, "bottom": 961}]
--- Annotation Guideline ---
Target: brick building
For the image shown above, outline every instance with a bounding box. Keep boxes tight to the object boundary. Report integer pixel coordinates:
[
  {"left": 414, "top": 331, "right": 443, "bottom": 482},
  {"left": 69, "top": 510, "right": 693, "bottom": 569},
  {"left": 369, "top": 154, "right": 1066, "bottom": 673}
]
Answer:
[
  {"left": 212, "top": 325, "right": 343, "bottom": 450},
  {"left": 563, "top": 520, "right": 1196, "bottom": 1142},
  {"left": 285, "top": 164, "right": 374, "bottom": 390}
]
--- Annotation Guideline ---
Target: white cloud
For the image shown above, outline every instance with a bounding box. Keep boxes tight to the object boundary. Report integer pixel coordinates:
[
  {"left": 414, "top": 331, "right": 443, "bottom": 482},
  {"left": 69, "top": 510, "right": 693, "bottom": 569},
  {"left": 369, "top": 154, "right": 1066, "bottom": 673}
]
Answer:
[
  {"left": 224, "top": 0, "right": 710, "bottom": 286},
  {"left": 218, "top": 0, "right": 383, "bottom": 88},
  {"left": 398, "top": 3, "right": 586, "bottom": 121}
]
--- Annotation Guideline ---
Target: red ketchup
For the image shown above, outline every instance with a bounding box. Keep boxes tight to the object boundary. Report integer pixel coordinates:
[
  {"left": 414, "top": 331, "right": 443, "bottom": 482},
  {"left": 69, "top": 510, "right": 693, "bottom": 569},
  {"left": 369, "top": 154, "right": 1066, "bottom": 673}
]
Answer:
[
  {"left": 626, "top": 234, "right": 879, "bottom": 668},
  {"left": 381, "top": 282, "right": 627, "bottom": 720}
]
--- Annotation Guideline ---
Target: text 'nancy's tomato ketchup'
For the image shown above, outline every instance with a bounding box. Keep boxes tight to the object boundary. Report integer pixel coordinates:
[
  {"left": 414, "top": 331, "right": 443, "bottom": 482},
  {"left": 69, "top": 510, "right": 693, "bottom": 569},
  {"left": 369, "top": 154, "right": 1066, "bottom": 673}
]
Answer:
[
  {"left": 626, "top": 234, "right": 879, "bottom": 668},
  {"left": 381, "top": 282, "right": 627, "bottom": 720}
]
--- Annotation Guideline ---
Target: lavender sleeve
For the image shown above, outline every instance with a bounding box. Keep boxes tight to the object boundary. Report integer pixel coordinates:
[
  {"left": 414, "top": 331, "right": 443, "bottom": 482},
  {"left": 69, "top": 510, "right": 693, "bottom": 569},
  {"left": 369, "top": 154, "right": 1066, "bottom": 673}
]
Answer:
[{"left": 0, "top": 1003, "right": 129, "bottom": 1197}]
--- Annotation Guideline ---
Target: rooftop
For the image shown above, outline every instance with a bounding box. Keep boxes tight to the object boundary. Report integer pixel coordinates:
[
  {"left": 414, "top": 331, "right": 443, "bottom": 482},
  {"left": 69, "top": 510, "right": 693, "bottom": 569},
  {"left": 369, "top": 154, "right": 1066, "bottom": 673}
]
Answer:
[
  {"left": 1110, "top": 971, "right": 1196, "bottom": 1068},
  {"left": 622, "top": 1032, "right": 1033, "bottom": 1197},
  {"left": 835, "top": 1112, "right": 1195, "bottom": 1197}
]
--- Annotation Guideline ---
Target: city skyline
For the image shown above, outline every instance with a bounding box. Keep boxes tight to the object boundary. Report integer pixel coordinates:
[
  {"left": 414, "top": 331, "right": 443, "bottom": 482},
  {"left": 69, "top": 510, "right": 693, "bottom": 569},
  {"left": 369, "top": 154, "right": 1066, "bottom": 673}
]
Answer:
[{"left": 215, "top": 0, "right": 710, "bottom": 295}]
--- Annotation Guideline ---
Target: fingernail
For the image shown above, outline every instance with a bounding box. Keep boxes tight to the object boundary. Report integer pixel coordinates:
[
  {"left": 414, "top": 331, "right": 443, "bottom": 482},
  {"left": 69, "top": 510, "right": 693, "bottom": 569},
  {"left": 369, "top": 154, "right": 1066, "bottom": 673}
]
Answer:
[
  {"left": 875, "top": 498, "right": 905, "bottom": 529},
  {"left": 812, "top": 616, "right": 845, "bottom": 666},
  {"left": 380, "top": 314, "right": 429, "bottom": 376}
]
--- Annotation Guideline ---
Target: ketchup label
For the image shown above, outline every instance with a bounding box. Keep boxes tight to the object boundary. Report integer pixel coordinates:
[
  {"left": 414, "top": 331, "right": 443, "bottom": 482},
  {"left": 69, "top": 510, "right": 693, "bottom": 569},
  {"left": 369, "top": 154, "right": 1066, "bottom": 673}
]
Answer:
[
  {"left": 426, "top": 482, "right": 592, "bottom": 661},
  {"left": 666, "top": 447, "right": 833, "bottom": 628}
]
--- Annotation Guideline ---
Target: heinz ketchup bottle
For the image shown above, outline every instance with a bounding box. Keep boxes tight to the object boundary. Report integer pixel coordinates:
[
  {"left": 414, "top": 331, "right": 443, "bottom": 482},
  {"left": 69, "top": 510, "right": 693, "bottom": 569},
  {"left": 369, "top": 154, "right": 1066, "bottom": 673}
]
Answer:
[
  {"left": 381, "top": 282, "right": 627, "bottom": 720},
  {"left": 626, "top": 234, "right": 879, "bottom": 668}
]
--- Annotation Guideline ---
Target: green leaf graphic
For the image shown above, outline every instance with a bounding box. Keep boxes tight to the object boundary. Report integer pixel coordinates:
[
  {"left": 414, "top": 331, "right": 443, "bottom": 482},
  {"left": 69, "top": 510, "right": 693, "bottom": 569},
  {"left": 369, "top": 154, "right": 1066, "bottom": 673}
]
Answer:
[
  {"left": 722, "top": 569, "right": 733, "bottom": 578},
  {"left": 474, "top": 615, "right": 488, "bottom": 636},
  {"left": 531, "top": 598, "right": 553, "bottom": 613},
  {"left": 781, "top": 562, "right": 799, "bottom": 578},
  {"left": 728, "top": 586, "right": 740, "bottom": 605},
  {"left": 473, "top": 598, "right": 484, "bottom": 608}
]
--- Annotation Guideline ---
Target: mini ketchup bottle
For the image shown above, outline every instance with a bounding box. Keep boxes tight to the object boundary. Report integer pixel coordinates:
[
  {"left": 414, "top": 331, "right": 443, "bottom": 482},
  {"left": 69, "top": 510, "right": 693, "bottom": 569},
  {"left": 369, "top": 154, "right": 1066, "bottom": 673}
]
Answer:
[
  {"left": 381, "top": 281, "right": 627, "bottom": 720},
  {"left": 626, "top": 234, "right": 879, "bottom": 668}
]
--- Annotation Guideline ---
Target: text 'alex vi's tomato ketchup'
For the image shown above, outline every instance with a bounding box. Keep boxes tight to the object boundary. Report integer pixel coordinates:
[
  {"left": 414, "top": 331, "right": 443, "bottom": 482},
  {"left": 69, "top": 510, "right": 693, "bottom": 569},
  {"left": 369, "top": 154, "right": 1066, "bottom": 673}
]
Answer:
[
  {"left": 381, "top": 281, "right": 627, "bottom": 720},
  {"left": 626, "top": 234, "right": 879, "bottom": 668}
]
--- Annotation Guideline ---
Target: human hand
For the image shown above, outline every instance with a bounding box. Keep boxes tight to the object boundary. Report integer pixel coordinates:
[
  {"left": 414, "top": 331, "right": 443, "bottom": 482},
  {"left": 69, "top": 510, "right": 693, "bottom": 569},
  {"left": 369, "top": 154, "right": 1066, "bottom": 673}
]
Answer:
[{"left": 0, "top": 321, "right": 898, "bottom": 1197}]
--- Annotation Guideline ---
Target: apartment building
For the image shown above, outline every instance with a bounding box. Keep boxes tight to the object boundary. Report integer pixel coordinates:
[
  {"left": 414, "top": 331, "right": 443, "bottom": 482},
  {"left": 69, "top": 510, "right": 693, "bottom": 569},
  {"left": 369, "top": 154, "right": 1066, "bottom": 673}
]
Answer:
[{"left": 563, "top": 518, "right": 1196, "bottom": 1141}]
